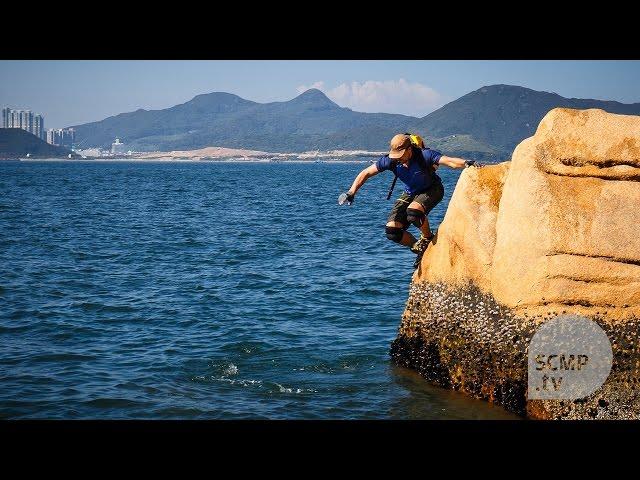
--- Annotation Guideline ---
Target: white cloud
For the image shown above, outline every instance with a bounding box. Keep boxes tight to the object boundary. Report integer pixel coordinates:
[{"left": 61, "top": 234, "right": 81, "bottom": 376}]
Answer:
[{"left": 296, "top": 79, "right": 446, "bottom": 116}]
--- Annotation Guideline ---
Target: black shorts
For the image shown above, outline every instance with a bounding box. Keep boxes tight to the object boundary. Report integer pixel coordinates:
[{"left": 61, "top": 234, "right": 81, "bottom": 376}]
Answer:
[{"left": 387, "top": 180, "right": 444, "bottom": 227}]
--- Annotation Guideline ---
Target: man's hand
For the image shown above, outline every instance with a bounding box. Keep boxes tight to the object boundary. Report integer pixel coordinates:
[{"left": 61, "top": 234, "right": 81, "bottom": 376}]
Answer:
[
  {"left": 338, "top": 191, "right": 355, "bottom": 206},
  {"left": 464, "top": 160, "right": 484, "bottom": 168},
  {"left": 440, "top": 156, "right": 485, "bottom": 169},
  {"left": 346, "top": 191, "right": 355, "bottom": 203}
]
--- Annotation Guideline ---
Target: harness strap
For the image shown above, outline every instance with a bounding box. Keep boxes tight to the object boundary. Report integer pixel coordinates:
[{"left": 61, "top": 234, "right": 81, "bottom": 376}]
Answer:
[{"left": 386, "top": 162, "right": 398, "bottom": 200}]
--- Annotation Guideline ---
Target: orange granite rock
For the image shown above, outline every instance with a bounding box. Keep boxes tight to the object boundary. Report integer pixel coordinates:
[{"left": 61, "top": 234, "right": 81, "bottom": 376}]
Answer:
[{"left": 392, "top": 108, "right": 640, "bottom": 419}]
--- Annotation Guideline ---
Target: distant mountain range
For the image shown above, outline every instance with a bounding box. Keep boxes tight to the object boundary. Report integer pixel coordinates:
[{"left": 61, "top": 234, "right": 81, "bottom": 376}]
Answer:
[
  {"left": 0, "top": 128, "right": 76, "bottom": 159},
  {"left": 70, "top": 85, "right": 640, "bottom": 160}
]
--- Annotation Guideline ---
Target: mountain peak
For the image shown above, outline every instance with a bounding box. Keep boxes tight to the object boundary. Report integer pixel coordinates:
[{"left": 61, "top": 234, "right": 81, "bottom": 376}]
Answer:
[
  {"left": 193, "top": 91, "right": 242, "bottom": 100},
  {"left": 476, "top": 84, "right": 534, "bottom": 93},
  {"left": 474, "top": 84, "right": 562, "bottom": 98},
  {"left": 171, "top": 91, "right": 256, "bottom": 114},
  {"left": 189, "top": 91, "right": 255, "bottom": 104},
  {"left": 292, "top": 89, "right": 337, "bottom": 106}
]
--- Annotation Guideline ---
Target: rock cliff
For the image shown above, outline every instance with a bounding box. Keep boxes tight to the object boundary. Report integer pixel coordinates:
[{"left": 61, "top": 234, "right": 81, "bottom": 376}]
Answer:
[{"left": 391, "top": 108, "right": 640, "bottom": 419}]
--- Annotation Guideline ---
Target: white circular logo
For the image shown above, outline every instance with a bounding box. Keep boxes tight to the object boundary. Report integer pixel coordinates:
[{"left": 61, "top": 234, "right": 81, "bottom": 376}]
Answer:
[{"left": 528, "top": 315, "right": 613, "bottom": 400}]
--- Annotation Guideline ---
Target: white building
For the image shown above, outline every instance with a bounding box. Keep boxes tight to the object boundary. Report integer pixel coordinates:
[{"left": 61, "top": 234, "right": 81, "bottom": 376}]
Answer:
[
  {"left": 111, "top": 137, "right": 126, "bottom": 155},
  {"left": 76, "top": 148, "right": 102, "bottom": 157}
]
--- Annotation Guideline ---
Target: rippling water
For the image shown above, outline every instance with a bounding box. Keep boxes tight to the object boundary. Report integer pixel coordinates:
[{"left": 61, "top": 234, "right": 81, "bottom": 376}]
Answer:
[{"left": 0, "top": 160, "right": 519, "bottom": 419}]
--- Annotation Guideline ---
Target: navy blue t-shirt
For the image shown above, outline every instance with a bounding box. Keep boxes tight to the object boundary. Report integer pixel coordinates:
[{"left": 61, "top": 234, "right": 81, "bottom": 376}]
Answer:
[{"left": 375, "top": 148, "right": 443, "bottom": 195}]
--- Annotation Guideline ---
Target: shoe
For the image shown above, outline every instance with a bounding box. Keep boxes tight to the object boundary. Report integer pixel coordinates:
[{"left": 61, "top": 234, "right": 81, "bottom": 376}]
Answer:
[
  {"left": 410, "top": 232, "right": 434, "bottom": 255},
  {"left": 410, "top": 232, "right": 435, "bottom": 270}
]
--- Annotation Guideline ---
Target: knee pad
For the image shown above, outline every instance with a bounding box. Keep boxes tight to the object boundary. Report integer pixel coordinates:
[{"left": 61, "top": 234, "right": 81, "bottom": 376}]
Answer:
[
  {"left": 385, "top": 226, "right": 403, "bottom": 243},
  {"left": 406, "top": 208, "right": 425, "bottom": 228}
]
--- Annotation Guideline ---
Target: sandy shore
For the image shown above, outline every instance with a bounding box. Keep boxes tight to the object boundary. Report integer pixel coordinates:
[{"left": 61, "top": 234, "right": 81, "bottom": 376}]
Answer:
[{"left": 133, "top": 146, "right": 273, "bottom": 160}]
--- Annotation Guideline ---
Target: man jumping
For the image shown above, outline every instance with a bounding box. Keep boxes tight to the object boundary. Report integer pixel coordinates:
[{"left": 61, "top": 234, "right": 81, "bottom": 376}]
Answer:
[{"left": 342, "top": 133, "right": 479, "bottom": 269}]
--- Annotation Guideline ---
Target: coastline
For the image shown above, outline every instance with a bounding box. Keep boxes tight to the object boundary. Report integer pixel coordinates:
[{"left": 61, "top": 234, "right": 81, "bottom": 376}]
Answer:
[{"left": 62, "top": 145, "right": 386, "bottom": 163}]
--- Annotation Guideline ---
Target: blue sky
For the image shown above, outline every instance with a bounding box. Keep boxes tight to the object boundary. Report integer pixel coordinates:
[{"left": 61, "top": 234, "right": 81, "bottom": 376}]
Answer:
[{"left": 1, "top": 60, "right": 639, "bottom": 129}]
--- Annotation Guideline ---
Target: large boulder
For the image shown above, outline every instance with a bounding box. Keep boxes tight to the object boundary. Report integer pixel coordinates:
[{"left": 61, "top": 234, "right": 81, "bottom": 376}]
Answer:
[{"left": 391, "top": 108, "right": 640, "bottom": 419}]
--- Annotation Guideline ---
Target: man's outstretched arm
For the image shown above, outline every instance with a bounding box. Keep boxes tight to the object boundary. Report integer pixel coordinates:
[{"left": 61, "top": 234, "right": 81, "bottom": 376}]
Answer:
[
  {"left": 347, "top": 164, "right": 380, "bottom": 198},
  {"left": 438, "top": 156, "right": 478, "bottom": 169}
]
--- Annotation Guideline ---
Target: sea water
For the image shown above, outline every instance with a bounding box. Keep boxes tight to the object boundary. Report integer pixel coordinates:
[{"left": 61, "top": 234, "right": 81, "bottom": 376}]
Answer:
[{"left": 0, "top": 160, "right": 519, "bottom": 419}]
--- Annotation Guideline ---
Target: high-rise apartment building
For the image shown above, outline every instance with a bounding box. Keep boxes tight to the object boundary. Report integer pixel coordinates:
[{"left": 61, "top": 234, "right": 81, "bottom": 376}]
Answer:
[
  {"left": 34, "top": 114, "right": 45, "bottom": 140},
  {"left": 2, "top": 108, "right": 44, "bottom": 139},
  {"left": 46, "top": 128, "right": 75, "bottom": 148}
]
